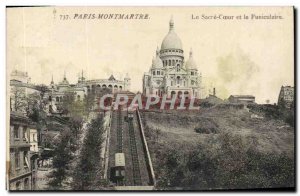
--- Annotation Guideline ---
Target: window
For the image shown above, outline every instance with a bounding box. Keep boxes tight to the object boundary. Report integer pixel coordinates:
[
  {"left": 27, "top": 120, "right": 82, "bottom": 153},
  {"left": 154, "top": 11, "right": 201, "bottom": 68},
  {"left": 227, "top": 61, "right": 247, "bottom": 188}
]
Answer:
[
  {"left": 157, "top": 71, "right": 160, "bottom": 75},
  {"left": 24, "top": 178, "right": 29, "bottom": 190},
  {"left": 171, "top": 81, "right": 173, "bottom": 86},
  {"left": 24, "top": 151, "right": 29, "bottom": 167},
  {"left": 23, "top": 127, "right": 28, "bottom": 141},
  {"left": 14, "top": 126, "right": 19, "bottom": 138},
  {"left": 153, "top": 71, "right": 156, "bottom": 75},
  {"left": 121, "top": 170, "right": 125, "bottom": 176},
  {"left": 16, "top": 181, "right": 21, "bottom": 190},
  {"left": 191, "top": 72, "right": 194, "bottom": 75},
  {"left": 23, "top": 127, "right": 29, "bottom": 142},
  {"left": 177, "top": 76, "right": 180, "bottom": 84},
  {"left": 15, "top": 152, "right": 20, "bottom": 168}
]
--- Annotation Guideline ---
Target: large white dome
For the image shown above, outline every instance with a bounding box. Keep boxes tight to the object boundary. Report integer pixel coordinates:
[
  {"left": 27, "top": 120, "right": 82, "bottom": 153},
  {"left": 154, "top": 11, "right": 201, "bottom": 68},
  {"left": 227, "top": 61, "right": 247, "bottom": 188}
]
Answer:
[{"left": 161, "top": 17, "right": 183, "bottom": 50}]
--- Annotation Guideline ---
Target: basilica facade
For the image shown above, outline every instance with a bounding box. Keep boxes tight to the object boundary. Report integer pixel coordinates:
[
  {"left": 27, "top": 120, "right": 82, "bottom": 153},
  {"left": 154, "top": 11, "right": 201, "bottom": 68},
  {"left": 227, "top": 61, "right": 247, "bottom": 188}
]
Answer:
[{"left": 143, "top": 17, "right": 202, "bottom": 98}]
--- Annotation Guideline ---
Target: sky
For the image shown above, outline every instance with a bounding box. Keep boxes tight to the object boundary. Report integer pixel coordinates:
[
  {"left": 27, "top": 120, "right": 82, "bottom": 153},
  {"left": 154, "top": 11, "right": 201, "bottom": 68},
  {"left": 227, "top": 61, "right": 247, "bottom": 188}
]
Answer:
[{"left": 7, "top": 6, "right": 294, "bottom": 103}]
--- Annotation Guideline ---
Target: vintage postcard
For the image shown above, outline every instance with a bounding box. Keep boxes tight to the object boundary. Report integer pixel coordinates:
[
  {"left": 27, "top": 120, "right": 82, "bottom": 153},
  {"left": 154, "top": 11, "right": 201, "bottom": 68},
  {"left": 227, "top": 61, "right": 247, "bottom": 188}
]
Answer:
[{"left": 6, "top": 6, "right": 295, "bottom": 191}]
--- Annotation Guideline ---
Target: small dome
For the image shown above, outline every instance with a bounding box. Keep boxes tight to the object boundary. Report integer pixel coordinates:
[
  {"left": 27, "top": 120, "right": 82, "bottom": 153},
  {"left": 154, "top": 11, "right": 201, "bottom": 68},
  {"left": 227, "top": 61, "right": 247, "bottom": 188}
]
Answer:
[
  {"left": 152, "top": 48, "right": 163, "bottom": 69},
  {"left": 161, "top": 17, "right": 183, "bottom": 50},
  {"left": 185, "top": 49, "right": 197, "bottom": 70}
]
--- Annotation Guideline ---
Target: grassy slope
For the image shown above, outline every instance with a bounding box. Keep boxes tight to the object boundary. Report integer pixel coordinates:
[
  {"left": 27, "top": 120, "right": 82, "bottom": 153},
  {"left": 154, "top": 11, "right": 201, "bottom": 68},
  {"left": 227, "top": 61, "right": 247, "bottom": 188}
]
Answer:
[
  {"left": 144, "top": 107, "right": 294, "bottom": 156},
  {"left": 142, "top": 105, "right": 294, "bottom": 190}
]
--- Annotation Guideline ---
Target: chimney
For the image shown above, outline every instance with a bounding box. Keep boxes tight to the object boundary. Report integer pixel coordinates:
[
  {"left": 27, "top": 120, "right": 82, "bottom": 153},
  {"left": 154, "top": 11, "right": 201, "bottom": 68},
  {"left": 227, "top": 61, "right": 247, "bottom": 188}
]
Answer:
[{"left": 213, "top": 88, "right": 216, "bottom": 96}]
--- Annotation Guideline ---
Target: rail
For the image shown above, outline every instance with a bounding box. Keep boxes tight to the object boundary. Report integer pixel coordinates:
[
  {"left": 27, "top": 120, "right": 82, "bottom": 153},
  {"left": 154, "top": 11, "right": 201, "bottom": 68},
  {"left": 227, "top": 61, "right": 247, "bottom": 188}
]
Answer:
[
  {"left": 128, "top": 118, "right": 142, "bottom": 186},
  {"left": 136, "top": 109, "right": 156, "bottom": 186},
  {"left": 116, "top": 109, "right": 123, "bottom": 153}
]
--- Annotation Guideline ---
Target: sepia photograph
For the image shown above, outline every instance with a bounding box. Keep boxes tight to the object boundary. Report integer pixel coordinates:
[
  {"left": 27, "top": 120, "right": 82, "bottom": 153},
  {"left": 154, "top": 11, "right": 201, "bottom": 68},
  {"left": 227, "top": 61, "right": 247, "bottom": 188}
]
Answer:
[{"left": 5, "top": 6, "right": 295, "bottom": 191}]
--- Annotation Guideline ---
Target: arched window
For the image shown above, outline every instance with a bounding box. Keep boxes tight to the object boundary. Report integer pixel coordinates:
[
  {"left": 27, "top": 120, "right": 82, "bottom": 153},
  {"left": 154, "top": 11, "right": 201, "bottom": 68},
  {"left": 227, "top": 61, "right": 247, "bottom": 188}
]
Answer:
[
  {"left": 171, "top": 91, "right": 176, "bottom": 98},
  {"left": 177, "top": 76, "right": 180, "bottom": 84},
  {"left": 102, "top": 84, "right": 107, "bottom": 88},
  {"left": 178, "top": 91, "right": 182, "bottom": 98},
  {"left": 56, "top": 97, "right": 59, "bottom": 102},
  {"left": 153, "top": 71, "right": 156, "bottom": 75},
  {"left": 169, "top": 60, "right": 171, "bottom": 66},
  {"left": 172, "top": 59, "right": 175, "bottom": 66}
]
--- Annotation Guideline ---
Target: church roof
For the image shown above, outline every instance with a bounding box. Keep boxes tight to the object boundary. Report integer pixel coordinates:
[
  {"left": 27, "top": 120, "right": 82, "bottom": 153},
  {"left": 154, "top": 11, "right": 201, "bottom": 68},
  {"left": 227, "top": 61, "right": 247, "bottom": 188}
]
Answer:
[
  {"left": 108, "top": 75, "right": 116, "bottom": 81},
  {"left": 161, "top": 17, "right": 183, "bottom": 50}
]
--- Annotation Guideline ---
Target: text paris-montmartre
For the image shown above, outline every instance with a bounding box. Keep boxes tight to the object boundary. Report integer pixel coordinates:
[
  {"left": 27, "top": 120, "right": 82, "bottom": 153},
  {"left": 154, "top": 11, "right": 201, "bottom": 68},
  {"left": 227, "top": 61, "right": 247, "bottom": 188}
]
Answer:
[{"left": 73, "top": 13, "right": 150, "bottom": 20}]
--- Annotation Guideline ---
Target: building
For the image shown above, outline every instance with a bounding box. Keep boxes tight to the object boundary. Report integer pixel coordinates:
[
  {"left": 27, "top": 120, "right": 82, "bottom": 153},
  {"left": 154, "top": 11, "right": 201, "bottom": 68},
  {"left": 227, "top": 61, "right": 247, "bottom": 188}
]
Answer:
[
  {"left": 10, "top": 70, "right": 42, "bottom": 114},
  {"left": 10, "top": 70, "right": 31, "bottom": 84},
  {"left": 143, "top": 17, "right": 202, "bottom": 98},
  {"left": 48, "top": 71, "right": 131, "bottom": 112},
  {"left": 29, "top": 126, "right": 38, "bottom": 153},
  {"left": 28, "top": 124, "right": 39, "bottom": 190},
  {"left": 228, "top": 95, "right": 255, "bottom": 104},
  {"left": 278, "top": 86, "right": 294, "bottom": 108},
  {"left": 9, "top": 112, "right": 35, "bottom": 190}
]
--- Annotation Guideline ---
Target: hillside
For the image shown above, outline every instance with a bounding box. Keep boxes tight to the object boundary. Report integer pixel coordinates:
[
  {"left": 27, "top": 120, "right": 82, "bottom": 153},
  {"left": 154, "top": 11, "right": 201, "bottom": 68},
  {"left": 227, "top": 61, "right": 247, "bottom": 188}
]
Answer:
[{"left": 141, "top": 104, "right": 294, "bottom": 190}]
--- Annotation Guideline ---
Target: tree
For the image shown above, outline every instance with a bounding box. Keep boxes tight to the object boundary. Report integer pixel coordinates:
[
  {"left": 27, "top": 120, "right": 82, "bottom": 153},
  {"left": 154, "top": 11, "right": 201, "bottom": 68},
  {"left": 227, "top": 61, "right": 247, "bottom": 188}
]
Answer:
[
  {"left": 10, "top": 86, "right": 27, "bottom": 112},
  {"left": 72, "top": 114, "right": 106, "bottom": 190},
  {"left": 69, "top": 116, "right": 84, "bottom": 143},
  {"left": 47, "top": 128, "right": 73, "bottom": 190}
]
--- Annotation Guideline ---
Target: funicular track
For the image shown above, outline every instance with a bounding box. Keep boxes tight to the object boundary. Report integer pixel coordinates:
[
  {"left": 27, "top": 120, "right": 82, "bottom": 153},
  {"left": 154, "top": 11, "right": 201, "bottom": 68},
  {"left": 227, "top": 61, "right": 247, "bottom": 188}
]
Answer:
[
  {"left": 108, "top": 105, "right": 153, "bottom": 188},
  {"left": 117, "top": 109, "right": 123, "bottom": 153},
  {"left": 128, "top": 116, "right": 142, "bottom": 186}
]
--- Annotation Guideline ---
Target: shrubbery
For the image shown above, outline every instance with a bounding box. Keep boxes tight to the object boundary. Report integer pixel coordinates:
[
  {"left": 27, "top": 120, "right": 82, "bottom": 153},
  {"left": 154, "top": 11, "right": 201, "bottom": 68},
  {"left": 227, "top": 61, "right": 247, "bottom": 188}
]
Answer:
[
  {"left": 145, "top": 126, "right": 295, "bottom": 190},
  {"left": 72, "top": 114, "right": 108, "bottom": 190},
  {"left": 194, "top": 118, "right": 219, "bottom": 134}
]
